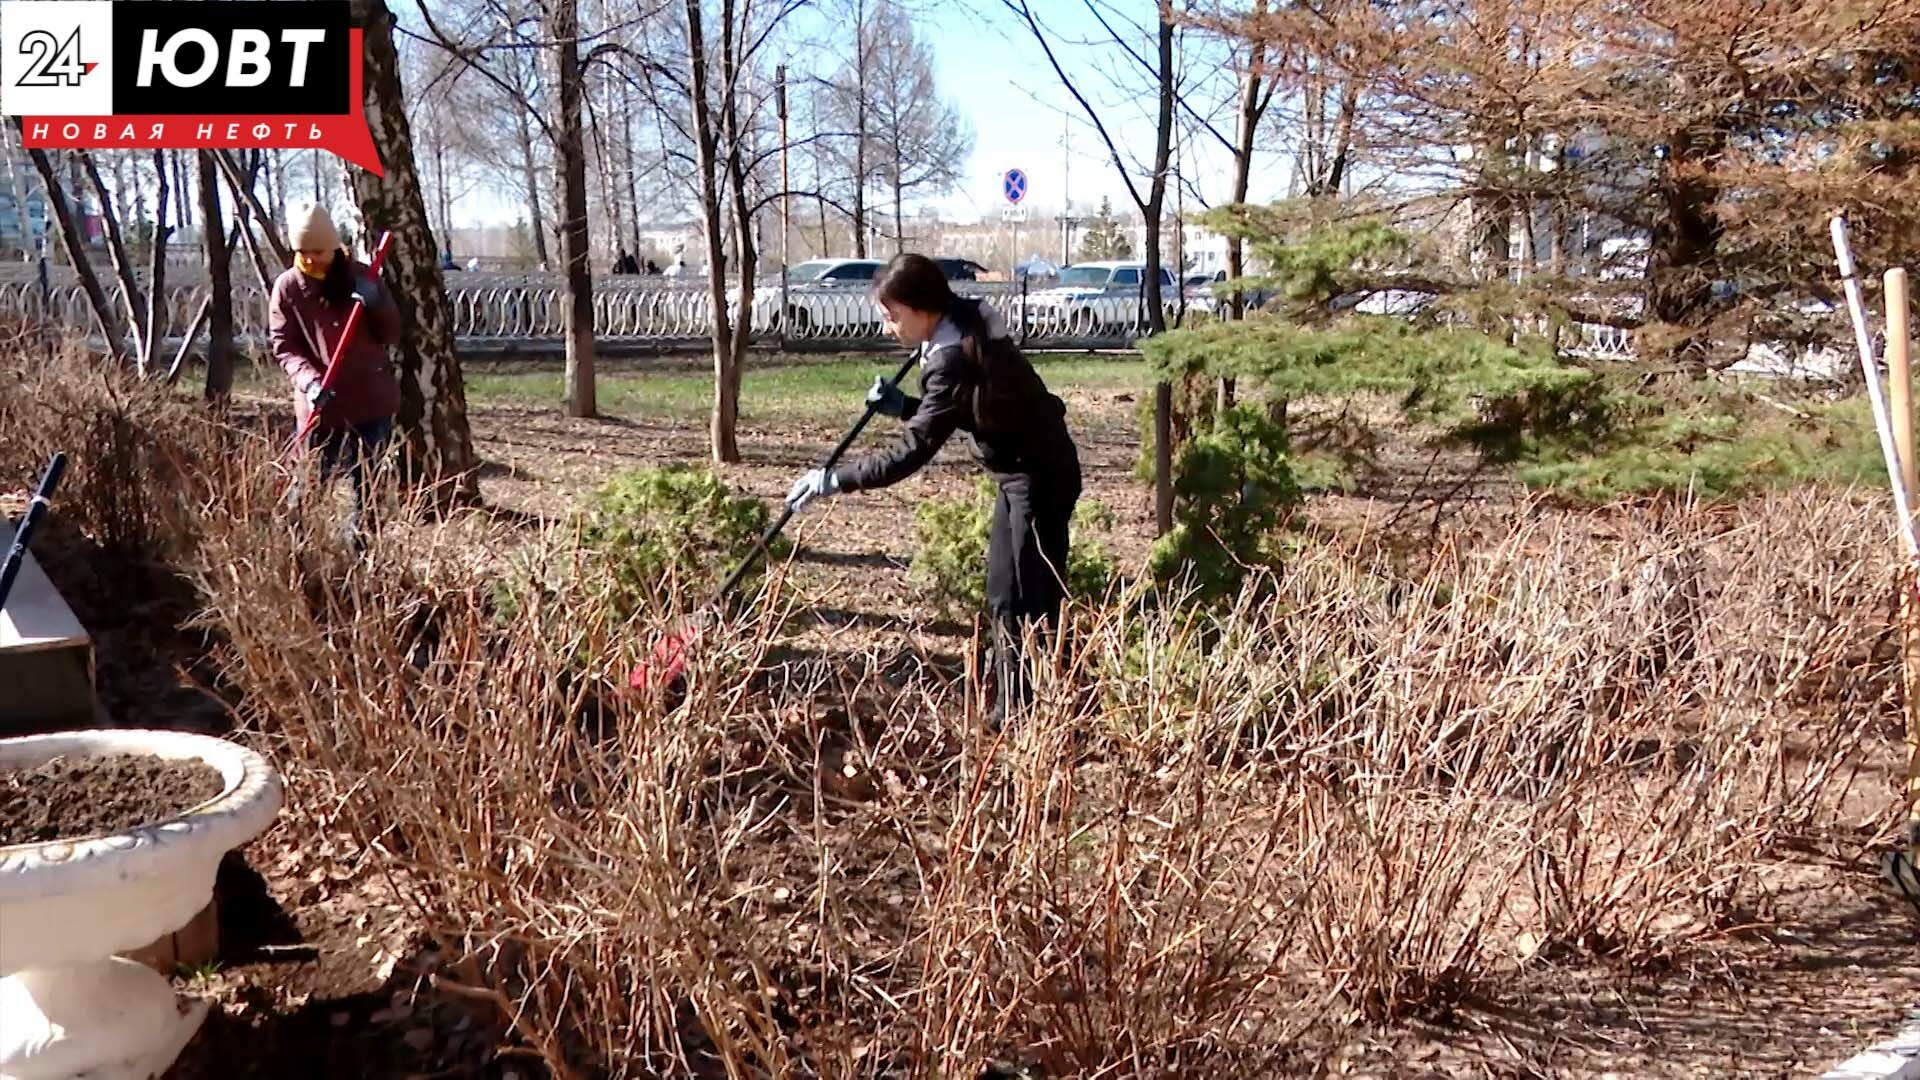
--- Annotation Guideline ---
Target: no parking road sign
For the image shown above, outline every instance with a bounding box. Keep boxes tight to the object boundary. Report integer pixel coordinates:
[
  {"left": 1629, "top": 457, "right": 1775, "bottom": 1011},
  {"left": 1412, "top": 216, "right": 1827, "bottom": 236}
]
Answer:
[{"left": 1002, "top": 168, "right": 1027, "bottom": 204}]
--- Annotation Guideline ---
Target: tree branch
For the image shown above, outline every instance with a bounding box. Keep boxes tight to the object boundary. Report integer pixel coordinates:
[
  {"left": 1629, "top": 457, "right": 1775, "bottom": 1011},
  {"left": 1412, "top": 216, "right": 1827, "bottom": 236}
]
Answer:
[{"left": 1000, "top": 0, "right": 1148, "bottom": 211}]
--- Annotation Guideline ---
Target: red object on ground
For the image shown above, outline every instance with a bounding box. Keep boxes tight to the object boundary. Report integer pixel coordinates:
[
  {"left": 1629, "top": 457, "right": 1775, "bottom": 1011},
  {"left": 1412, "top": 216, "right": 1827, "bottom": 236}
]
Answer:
[
  {"left": 279, "top": 231, "right": 395, "bottom": 460},
  {"left": 629, "top": 619, "right": 702, "bottom": 692}
]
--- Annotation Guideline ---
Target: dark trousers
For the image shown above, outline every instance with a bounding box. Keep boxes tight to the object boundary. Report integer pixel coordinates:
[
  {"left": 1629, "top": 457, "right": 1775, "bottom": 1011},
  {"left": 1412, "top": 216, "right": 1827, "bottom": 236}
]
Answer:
[
  {"left": 291, "top": 417, "right": 393, "bottom": 549},
  {"left": 986, "top": 467, "right": 1080, "bottom": 725}
]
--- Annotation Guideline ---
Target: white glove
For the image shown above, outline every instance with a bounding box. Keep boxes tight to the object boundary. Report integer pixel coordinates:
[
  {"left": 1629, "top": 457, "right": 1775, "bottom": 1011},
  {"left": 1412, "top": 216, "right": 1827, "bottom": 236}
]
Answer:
[
  {"left": 785, "top": 467, "right": 839, "bottom": 511},
  {"left": 866, "top": 375, "right": 909, "bottom": 418}
]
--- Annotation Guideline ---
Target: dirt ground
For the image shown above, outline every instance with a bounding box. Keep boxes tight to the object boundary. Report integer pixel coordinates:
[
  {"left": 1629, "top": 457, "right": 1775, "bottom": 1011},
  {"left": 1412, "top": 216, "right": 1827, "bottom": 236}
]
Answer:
[
  {"left": 0, "top": 754, "right": 222, "bottom": 845},
  {"left": 24, "top": 354, "right": 1911, "bottom": 1077}
]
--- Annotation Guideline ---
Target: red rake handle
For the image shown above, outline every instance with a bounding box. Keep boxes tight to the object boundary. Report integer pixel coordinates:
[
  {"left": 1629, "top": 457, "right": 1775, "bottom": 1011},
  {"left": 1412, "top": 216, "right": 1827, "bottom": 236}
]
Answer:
[{"left": 282, "top": 231, "right": 395, "bottom": 456}]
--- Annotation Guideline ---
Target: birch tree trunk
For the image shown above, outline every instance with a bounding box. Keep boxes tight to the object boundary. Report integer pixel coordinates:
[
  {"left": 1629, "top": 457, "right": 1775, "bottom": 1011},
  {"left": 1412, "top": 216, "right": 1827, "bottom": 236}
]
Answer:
[{"left": 350, "top": 0, "right": 479, "bottom": 501}]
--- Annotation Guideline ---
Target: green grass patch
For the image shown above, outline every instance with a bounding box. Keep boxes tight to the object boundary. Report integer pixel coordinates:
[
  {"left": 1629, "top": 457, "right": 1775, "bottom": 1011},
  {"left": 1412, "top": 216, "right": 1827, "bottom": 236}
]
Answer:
[{"left": 463, "top": 352, "right": 1151, "bottom": 423}]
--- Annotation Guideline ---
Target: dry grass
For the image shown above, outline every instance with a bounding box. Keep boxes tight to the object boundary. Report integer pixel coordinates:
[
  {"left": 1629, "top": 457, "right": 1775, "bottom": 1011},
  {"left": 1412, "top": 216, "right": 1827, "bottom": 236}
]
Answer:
[
  {"left": 195, "top": 486, "right": 1901, "bottom": 1075},
  {"left": 4, "top": 346, "right": 1907, "bottom": 1077}
]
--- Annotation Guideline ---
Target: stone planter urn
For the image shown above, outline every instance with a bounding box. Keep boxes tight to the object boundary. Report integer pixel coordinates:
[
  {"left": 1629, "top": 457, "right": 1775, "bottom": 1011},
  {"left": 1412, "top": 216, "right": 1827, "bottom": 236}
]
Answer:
[{"left": 0, "top": 730, "right": 283, "bottom": 1080}]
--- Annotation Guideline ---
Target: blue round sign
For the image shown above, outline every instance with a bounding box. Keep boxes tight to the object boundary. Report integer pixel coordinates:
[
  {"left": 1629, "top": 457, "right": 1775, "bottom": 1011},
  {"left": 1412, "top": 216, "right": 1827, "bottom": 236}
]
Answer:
[{"left": 1002, "top": 168, "right": 1027, "bottom": 204}]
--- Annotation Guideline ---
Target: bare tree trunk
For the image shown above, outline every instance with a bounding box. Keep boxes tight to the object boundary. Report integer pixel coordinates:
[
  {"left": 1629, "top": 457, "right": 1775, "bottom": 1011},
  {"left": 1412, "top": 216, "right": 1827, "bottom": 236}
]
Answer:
[
  {"left": 721, "top": 4, "right": 755, "bottom": 450},
  {"left": 1218, "top": 7, "right": 1270, "bottom": 416},
  {"left": 549, "top": 0, "right": 596, "bottom": 418},
  {"left": 196, "top": 151, "right": 234, "bottom": 403},
  {"left": 622, "top": 81, "right": 641, "bottom": 255},
  {"left": 851, "top": 0, "right": 869, "bottom": 259},
  {"left": 109, "top": 152, "right": 135, "bottom": 244},
  {"left": 214, "top": 150, "right": 292, "bottom": 267},
  {"left": 512, "top": 49, "right": 552, "bottom": 271},
  {"left": 1324, "top": 78, "right": 1359, "bottom": 197},
  {"left": 892, "top": 156, "right": 904, "bottom": 255},
  {"left": 351, "top": 0, "right": 478, "bottom": 499},
  {"left": 77, "top": 151, "right": 148, "bottom": 361},
  {"left": 144, "top": 149, "right": 172, "bottom": 375},
  {"left": 126, "top": 156, "right": 149, "bottom": 258},
  {"left": 685, "top": 0, "right": 738, "bottom": 464},
  {"left": 1146, "top": 7, "right": 1175, "bottom": 535},
  {"left": 220, "top": 151, "right": 277, "bottom": 293},
  {"left": 588, "top": 62, "right": 623, "bottom": 264},
  {"left": 1, "top": 123, "right": 33, "bottom": 257},
  {"left": 430, "top": 116, "right": 453, "bottom": 253},
  {"left": 172, "top": 151, "right": 194, "bottom": 232},
  {"left": 1645, "top": 129, "right": 1724, "bottom": 365},
  {"left": 266, "top": 149, "right": 286, "bottom": 227},
  {"left": 1301, "top": 66, "right": 1323, "bottom": 196},
  {"left": 23, "top": 141, "right": 131, "bottom": 363}
]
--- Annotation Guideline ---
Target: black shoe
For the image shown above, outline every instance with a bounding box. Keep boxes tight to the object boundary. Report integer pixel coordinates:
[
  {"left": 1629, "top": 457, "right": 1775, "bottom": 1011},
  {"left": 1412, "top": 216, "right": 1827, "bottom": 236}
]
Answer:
[{"left": 1884, "top": 849, "right": 1920, "bottom": 915}]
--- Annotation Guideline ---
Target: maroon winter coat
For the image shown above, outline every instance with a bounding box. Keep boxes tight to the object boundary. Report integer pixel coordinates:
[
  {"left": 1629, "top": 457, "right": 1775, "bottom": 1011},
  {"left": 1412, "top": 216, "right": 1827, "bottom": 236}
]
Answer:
[{"left": 269, "top": 261, "right": 403, "bottom": 431}]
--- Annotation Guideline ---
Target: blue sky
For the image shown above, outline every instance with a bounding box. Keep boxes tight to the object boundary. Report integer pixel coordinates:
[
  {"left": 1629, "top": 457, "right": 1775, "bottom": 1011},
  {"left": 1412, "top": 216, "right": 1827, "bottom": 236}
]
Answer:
[
  {"left": 908, "top": 1, "right": 1294, "bottom": 220},
  {"left": 440, "top": 2, "right": 1291, "bottom": 227}
]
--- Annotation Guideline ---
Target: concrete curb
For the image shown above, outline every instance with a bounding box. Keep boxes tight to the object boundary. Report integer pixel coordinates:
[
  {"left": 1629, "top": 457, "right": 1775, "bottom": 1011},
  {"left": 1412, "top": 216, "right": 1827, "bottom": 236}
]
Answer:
[{"left": 1823, "top": 1013, "right": 1920, "bottom": 1080}]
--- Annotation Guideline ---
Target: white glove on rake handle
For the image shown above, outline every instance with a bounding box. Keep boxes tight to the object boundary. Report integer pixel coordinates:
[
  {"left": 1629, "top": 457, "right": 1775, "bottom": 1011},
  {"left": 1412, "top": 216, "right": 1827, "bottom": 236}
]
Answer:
[{"left": 785, "top": 468, "right": 840, "bottom": 512}]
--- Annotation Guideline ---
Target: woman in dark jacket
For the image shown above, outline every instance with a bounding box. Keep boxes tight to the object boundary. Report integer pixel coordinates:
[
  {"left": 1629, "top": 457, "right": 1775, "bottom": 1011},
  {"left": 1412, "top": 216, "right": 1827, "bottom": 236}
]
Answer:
[
  {"left": 785, "top": 253, "right": 1083, "bottom": 724},
  {"left": 270, "top": 204, "right": 403, "bottom": 550}
]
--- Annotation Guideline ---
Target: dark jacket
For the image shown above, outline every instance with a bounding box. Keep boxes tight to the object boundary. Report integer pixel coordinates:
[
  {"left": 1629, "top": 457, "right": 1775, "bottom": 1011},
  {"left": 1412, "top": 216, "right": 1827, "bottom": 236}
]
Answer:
[
  {"left": 270, "top": 261, "right": 403, "bottom": 431},
  {"left": 836, "top": 317, "right": 1077, "bottom": 492}
]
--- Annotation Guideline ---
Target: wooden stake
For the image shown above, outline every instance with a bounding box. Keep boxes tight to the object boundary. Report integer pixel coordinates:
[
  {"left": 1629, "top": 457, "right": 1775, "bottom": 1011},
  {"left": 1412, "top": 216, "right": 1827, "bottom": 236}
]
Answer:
[
  {"left": 1889, "top": 268, "right": 1914, "bottom": 500},
  {"left": 1889, "top": 266, "right": 1920, "bottom": 867}
]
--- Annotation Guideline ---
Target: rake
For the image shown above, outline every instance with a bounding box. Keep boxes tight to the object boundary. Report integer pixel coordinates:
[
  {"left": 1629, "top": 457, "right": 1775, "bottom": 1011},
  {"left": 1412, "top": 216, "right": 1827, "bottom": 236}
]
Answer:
[
  {"left": 629, "top": 350, "right": 921, "bottom": 692},
  {"left": 0, "top": 453, "right": 68, "bottom": 616}
]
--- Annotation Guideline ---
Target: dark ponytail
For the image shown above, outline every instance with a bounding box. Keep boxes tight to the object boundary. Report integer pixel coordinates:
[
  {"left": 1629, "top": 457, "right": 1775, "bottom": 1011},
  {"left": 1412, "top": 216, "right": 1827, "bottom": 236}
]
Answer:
[
  {"left": 875, "top": 254, "right": 1023, "bottom": 431},
  {"left": 321, "top": 247, "right": 356, "bottom": 308}
]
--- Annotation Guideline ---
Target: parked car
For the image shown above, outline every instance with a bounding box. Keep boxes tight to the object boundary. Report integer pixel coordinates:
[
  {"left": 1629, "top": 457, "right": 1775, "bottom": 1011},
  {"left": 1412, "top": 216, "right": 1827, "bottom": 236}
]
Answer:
[
  {"left": 933, "top": 257, "right": 991, "bottom": 282},
  {"left": 752, "top": 258, "right": 886, "bottom": 336},
  {"left": 1025, "top": 260, "right": 1177, "bottom": 334},
  {"left": 1182, "top": 270, "right": 1223, "bottom": 314}
]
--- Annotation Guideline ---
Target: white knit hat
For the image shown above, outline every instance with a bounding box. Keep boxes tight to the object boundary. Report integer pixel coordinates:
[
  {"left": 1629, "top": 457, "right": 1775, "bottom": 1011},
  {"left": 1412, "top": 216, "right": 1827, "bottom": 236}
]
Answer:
[{"left": 289, "top": 203, "right": 340, "bottom": 252}]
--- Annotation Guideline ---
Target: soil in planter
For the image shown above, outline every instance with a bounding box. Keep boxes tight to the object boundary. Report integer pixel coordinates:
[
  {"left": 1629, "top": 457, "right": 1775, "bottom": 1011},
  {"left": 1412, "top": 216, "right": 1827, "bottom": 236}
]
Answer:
[{"left": 0, "top": 754, "right": 225, "bottom": 846}]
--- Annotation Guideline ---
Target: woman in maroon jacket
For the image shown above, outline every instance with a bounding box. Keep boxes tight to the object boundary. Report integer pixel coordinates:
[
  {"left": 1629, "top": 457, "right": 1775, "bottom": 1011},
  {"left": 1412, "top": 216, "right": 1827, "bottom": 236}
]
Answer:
[{"left": 270, "top": 205, "right": 402, "bottom": 549}]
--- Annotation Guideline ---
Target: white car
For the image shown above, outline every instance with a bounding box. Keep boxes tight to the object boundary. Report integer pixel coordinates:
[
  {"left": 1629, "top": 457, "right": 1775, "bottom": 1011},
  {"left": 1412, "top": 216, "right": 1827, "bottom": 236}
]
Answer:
[
  {"left": 1025, "top": 261, "right": 1177, "bottom": 334},
  {"left": 752, "top": 258, "right": 886, "bottom": 337},
  {"left": 1182, "top": 271, "right": 1224, "bottom": 315}
]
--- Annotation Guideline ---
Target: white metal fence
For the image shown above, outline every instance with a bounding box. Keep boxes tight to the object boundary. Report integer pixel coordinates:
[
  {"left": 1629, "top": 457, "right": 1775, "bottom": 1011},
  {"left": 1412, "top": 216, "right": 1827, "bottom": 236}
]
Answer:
[
  {"left": 0, "top": 273, "right": 1189, "bottom": 351},
  {"left": 0, "top": 263, "right": 1861, "bottom": 375}
]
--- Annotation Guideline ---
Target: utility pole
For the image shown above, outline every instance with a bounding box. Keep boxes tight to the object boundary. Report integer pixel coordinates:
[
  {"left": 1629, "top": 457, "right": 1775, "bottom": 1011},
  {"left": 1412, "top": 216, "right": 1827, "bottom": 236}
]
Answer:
[
  {"left": 1060, "top": 113, "right": 1071, "bottom": 264},
  {"left": 777, "top": 63, "right": 791, "bottom": 348}
]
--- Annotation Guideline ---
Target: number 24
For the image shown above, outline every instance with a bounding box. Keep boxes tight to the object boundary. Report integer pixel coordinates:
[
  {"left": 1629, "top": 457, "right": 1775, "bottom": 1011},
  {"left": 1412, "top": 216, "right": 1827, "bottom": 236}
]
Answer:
[{"left": 17, "top": 28, "right": 86, "bottom": 88}]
